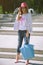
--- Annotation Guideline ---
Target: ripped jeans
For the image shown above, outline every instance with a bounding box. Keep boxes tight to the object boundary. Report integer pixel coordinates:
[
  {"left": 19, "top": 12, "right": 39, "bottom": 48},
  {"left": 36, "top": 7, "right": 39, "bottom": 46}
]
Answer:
[{"left": 17, "top": 30, "right": 30, "bottom": 53}]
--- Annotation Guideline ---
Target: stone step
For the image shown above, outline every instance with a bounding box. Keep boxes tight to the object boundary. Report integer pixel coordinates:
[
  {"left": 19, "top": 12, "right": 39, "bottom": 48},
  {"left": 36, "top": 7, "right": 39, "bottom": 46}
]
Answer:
[
  {"left": 0, "top": 48, "right": 43, "bottom": 54},
  {"left": 0, "top": 23, "right": 43, "bottom": 27},
  {"left": 0, "top": 52, "right": 43, "bottom": 61},
  {"left": 0, "top": 30, "right": 43, "bottom": 36},
  {"left": 0, "top": 15, "right": 43, "bottom": 23},
  {"left": 0, "top": 19, "right": 43, "bottom": 23},
  {"left": 32, "top": 23, "right": 43, "bottom": 27},
  {"left": 0, "top": 58, "right": 43, "bottom": 65},
  {"left": 0, "top": 23, "right": 14, "bottom": 27},
  {"left": 0, "top": 27, "right": 43, "bottom": 32},
  {"left": 0, "top": 19, "right": 12, "bottom": 23}
]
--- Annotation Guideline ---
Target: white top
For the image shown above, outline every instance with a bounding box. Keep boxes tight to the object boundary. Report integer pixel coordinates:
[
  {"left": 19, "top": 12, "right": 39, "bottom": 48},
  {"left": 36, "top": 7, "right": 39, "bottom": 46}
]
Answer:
[
  {"left": 14, "top": 13, "right": 32, "bottom": 33},
  {"left": 18, "top": 14, "right": 27, "bottom": 30}
]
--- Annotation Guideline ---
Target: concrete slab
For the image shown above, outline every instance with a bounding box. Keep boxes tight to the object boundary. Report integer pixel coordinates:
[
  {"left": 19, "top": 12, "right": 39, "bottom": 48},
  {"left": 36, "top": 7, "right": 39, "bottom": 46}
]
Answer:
[{"left": 0, "top": 58, "right": 43, "bottom": 65}]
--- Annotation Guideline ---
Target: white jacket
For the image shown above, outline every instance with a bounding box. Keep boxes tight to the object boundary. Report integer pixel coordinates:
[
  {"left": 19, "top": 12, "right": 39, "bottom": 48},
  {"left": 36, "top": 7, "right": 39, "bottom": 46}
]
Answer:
[{"left": 14, "top": 13, "right": 32, "bottom": 33}]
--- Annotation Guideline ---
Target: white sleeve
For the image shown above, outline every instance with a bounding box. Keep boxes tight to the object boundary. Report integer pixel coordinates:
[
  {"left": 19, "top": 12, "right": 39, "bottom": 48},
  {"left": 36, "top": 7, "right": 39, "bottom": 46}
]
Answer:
[
  {"left": 16, "top": 14, "right": 18, "bottom": 21},
  {"left": 14, "top": 14, "right": 19, "bottom": 31},
  {"left": 26, "top": 13, "right": 32, "bottom": 33}
]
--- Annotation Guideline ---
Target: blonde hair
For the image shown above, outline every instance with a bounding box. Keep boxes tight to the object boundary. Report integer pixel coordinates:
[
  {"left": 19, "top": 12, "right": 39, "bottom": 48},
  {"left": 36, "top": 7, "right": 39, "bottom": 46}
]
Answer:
[{"left": 24, "top": 7, "right": 28, "bottom": 13}]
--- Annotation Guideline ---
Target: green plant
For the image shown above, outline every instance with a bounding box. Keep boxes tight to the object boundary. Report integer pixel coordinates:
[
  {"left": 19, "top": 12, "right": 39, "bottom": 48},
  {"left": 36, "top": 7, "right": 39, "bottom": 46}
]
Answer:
[{"left": 0, "top": 5, "right": 3, "bottom": 14}]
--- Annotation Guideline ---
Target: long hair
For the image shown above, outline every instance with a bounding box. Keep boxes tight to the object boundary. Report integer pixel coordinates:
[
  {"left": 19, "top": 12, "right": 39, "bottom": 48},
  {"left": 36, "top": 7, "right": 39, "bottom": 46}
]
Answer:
[
  {"left": 18, "top": 7, "right": 23, "bottom": 15},
  {"left": 25, "top": 7, "right": 28, "bottom": 13}
]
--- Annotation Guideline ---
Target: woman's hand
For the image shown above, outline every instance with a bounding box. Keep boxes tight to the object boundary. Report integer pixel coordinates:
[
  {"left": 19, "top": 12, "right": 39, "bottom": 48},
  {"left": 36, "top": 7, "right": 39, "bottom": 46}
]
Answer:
[
  {"left": 17, "top": 15, "right": 22, "bottom": 21},
  {"left": 26, "top": 31, "right": 29, "bottom": 37},
  {"left": 18, "top": 15, "right": 22, "bottom": 20},
  {"left": 16, "top": 13, "right": 22, "bottom": 21}
]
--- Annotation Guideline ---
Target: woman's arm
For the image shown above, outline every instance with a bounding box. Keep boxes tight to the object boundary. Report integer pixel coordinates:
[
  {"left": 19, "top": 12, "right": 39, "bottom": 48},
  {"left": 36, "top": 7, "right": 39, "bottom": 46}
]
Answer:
[
  {"left": 16, "top": 13, "right": 22, "bottom": 21},
  {"left": 26, "top": 13, "right": 32, "bottom": 37}
]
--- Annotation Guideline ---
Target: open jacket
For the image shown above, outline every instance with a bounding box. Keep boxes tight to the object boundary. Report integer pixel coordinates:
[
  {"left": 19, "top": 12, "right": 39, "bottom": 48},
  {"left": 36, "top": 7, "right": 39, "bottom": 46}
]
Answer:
[{"left": 14, "top": 13, "right": 32, "bottom": 33}]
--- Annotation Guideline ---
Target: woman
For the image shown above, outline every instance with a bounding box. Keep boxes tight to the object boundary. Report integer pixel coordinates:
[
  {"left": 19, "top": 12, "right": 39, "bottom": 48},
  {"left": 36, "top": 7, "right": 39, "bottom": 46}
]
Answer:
[{"left": 15, "top": 2, "right": 32, "bottom": 65}]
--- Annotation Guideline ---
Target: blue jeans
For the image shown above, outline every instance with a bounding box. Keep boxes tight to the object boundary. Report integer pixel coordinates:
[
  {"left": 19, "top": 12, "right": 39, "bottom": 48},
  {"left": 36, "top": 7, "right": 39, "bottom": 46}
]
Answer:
[{"left": 17, "top": 30, "right": 30, "bottom": 53}]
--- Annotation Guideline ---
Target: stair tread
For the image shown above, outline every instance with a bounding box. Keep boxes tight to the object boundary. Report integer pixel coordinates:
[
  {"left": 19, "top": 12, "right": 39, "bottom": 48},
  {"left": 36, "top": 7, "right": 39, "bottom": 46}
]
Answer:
[
  {"left": 0, "top": 54, "right": 43, "bottom": 61},
  {"left": 0, "top": 58, "right": 43, "bottom": 65},
  {"left": 0, "top": 52, "right": 43, "bottom": 57}
]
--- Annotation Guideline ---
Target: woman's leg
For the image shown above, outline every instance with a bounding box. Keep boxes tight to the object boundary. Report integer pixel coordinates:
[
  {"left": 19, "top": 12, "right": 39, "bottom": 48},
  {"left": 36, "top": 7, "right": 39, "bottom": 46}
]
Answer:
[
  {"left": 26, "top": 60, "right": 29, "bottom": 65},
  {"left": 15, "top": 30, "right": 23, "bottom": 62},
  {"left": 24, "top": 33, "right": 30, "bottom": 44},
  {"left": 15, "top": 53, "right": 20, "bottom": 63},
  {"left": 24, "top": 33, "right": 30, "bottom": 65}
]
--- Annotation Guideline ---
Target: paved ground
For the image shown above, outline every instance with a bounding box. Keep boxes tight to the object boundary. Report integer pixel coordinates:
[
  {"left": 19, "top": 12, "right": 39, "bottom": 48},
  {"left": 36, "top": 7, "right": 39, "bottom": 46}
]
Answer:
[{"left": 0, "top": 58, "right": 43, "bottom": 65}]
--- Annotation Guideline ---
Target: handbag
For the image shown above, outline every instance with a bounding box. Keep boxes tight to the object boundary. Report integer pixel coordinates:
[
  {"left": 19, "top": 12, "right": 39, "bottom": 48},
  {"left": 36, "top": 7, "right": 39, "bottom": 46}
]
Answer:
[{"left": 20, "top": 44, "right": 34, "bottom": 60}]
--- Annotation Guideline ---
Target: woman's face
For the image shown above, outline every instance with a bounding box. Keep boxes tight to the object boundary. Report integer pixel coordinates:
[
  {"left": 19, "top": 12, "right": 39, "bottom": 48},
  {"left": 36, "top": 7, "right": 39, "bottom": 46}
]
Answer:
[{"left": 22, "top": 7, "right": 27, "bottom": 14}]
